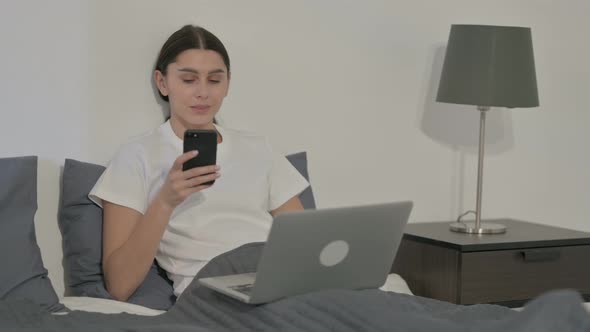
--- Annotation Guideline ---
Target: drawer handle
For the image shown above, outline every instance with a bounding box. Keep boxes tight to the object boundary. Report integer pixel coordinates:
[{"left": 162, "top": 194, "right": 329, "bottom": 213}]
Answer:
[{"left": 520, "top": 250, "right": 561, "bottom": 262}]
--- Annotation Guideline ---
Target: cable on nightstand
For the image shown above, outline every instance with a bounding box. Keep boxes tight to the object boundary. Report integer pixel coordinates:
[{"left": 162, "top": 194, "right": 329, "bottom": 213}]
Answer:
[{"left": 456, "top": 210, "right": 477, "bottom": 225}]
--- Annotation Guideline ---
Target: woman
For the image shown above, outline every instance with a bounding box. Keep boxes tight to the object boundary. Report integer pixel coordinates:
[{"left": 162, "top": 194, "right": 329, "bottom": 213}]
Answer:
[{"left": 90, "top": 25, "right": 309, "bottom": 301}]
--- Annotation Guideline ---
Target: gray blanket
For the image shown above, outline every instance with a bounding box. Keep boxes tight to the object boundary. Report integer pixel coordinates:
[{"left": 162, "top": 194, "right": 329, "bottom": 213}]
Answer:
[{"left": 2, "top": 243, "right": 590, "bottom": 331}]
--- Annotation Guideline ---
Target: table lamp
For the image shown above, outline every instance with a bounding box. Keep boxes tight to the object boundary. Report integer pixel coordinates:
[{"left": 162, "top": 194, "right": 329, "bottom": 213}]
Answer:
[{"left": 436, "top": 24, "right": 539, "bottom": 234}]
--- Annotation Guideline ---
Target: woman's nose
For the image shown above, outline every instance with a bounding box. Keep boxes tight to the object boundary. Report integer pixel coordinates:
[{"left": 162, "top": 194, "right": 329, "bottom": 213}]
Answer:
[{"left": 194, "top": 82, "right": 209, "bottom": 99}]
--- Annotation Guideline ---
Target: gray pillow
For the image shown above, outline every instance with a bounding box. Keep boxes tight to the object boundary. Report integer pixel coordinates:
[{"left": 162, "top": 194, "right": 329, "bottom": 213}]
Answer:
[
  {"left": 285, "top": 151, "right": 316, "bottom": 209},
  {"left": 0, "top": 156, "right": 64, "bottom": 312},
  {"left": 59, "top": 159, "right": 176, "bottom": 310}
]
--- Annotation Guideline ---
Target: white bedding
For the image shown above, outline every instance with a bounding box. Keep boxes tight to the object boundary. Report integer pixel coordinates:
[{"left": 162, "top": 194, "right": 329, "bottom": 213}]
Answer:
[
  {"left": 379, "top": 273, "right": 413, "bottom": 295},
  {"left": 59, "top": 296, "right": 165, "bottom": 316}
]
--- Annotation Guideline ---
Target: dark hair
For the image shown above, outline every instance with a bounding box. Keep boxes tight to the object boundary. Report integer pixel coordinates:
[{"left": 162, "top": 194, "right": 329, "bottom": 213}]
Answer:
[{"left": 156, "top": 25, "right": 230, "bottom": 123}]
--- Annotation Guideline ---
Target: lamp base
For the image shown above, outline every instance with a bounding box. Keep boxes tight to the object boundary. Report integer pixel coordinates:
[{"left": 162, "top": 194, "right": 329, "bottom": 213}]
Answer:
[{"left": 449, "top": 221, "right": 507, "bottom": 234}]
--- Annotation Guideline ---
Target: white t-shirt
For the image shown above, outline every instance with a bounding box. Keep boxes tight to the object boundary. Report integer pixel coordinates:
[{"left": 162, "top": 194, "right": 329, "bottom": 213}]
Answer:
[{"left": 89, "top": 121, "right": 309, "bottom": 296}]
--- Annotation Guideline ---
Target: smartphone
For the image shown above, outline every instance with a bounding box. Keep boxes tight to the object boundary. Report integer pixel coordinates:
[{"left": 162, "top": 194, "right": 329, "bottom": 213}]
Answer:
[{"left": 183, "top": 129, "right": 218, "bottom": 185}]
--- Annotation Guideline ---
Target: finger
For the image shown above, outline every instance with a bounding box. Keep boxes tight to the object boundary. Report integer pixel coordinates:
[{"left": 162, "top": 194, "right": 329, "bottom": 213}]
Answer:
[
  {"left": 173, "top": 151, "right": 199, "bottom": 171},
  {"left": 183, "top": 164, "right": 220, "bottom": 179},
  {"left": 183, "top": 172, "right": 220, "bottom": 189}
]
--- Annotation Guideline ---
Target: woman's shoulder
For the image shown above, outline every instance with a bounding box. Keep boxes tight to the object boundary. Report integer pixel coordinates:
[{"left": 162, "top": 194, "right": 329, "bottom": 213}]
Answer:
[
  {"left": 110, "top": 125, "right": 168, "bottom": 163},
  {"left": 220, "top": 125, "right": 264, "bottom": 139},
  {"left": 220, "top": 125, "right": 271, "bottom": 148}
]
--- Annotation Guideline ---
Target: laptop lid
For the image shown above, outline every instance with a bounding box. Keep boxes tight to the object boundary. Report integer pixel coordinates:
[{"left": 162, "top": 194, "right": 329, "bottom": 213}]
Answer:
[{"left": 249, "top": 201, "right": 413, "bottom": 304}]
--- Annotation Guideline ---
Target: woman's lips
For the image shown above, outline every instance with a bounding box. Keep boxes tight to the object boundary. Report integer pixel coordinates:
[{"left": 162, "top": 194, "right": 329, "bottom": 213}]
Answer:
[{"left": 190, "top": 105, "right": 210, "bottom": 113}]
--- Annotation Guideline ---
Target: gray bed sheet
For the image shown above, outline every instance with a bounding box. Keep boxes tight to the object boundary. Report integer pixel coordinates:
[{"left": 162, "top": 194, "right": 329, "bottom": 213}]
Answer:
[{"left": 2, "top": 243, "right": 590, "bottom": 331}]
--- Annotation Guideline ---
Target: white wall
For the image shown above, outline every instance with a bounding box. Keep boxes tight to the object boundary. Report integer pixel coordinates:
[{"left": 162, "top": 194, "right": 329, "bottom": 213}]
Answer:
[
  {"left": 1, "top": 0, "right": 589, "bottom": 297},
  {"left": 0, "top": 0, "right": 92, "bottom": 298}
]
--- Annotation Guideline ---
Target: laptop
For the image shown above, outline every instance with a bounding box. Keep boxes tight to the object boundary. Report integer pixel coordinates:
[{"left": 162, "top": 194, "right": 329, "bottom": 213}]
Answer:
[{"left": 198, "top": 201, "right": 413, "bottom": 304}]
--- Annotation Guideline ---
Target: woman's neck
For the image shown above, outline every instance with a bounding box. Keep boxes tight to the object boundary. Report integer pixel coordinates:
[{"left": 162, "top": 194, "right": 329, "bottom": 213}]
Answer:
[
  {"left": 169, "top": 117, "right": 213, "bottom": 138},
  {"left": 169, "top": 116, "right": 222, "bottom": 143}
]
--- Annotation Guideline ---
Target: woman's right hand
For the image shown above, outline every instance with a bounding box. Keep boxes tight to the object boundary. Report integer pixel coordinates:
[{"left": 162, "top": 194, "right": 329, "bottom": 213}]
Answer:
[{"left": 156, "top": 151, "right": 220, "bottom": 210}]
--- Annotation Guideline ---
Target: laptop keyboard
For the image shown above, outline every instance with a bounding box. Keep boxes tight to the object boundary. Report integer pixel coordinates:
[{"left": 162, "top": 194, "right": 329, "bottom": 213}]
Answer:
[{"left": 230, "top": 283, "right": 254, "bottom": 296}]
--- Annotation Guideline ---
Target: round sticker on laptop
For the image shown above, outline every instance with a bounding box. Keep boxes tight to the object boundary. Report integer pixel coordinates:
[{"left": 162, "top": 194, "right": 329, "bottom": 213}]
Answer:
[{"left": 319, "top": 240, "right": 349, "bottom": 267}]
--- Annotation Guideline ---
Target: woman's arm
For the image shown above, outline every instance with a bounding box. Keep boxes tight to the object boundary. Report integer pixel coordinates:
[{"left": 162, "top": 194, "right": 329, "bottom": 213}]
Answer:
[
  {"left": 102, "top": 199, "right": 173, "bottom": 301},
  {"left": 102, "top": 151, "right": 220, "bottom": 301},
  {"left": 270, "top": 196, "right": 304, "bottom": 217}
]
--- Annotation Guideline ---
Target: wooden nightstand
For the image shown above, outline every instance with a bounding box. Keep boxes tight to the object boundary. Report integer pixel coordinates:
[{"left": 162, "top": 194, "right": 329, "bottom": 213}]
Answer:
[{"left": 391, "top": 219, "right": 590, "bottom": 307}]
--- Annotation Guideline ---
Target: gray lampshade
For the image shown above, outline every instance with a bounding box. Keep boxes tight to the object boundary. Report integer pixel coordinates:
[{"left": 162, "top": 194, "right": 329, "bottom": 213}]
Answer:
[{"left": 436, "top": 24, "right": 539, "bottom": 108}]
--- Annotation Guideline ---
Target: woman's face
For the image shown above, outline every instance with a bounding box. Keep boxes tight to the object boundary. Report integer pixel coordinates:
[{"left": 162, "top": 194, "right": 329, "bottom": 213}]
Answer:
[{"left": 156, "top": 49, "right": 229, "bottom": 130}]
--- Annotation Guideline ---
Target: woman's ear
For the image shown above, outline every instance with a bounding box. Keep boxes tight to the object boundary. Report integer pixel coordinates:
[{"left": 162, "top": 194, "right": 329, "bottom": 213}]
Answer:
[
  {"left": 225, "top": 71, "right": 231, "bottom": 97},
  {"left": 154, "top": 70, "right": 169, "bottom": 97}
]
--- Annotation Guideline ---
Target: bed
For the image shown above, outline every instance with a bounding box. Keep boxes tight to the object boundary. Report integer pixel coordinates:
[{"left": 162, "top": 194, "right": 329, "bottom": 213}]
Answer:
[
  {"left": 2, "top": 156, "right": 590, "bottom": 331},
  {"left": 3, "top": 243, "right": 590, "bottom": 331}
]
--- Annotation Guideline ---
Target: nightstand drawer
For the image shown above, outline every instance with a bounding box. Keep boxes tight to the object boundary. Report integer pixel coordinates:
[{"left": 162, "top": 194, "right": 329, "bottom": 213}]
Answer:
[{"left": 460, "top": 245, "right": 590, "bottom": 304}]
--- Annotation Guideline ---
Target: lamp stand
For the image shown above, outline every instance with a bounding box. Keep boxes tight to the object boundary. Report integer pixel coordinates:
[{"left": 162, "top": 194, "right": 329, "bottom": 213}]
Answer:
[{"left": 450, "top": 106, "right": 507, "bottom": 234}]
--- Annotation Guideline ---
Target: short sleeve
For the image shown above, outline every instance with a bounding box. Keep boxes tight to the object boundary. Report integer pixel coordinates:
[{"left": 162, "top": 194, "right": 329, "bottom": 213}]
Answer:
[
  {"left": 267, "top": 143, "right": 310, "bottom": 211},
  {"left": 89, "top": 144, "right": 149, "bottom": 214}
]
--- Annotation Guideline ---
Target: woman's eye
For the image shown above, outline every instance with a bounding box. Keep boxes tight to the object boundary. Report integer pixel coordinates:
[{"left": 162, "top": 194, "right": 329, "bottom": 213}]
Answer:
[
  {"left": 209, "top": 80, "right": 220, "bottom": 84},
  {"left": 183, "top": 79, "right": 195, "bottom": 83}
]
